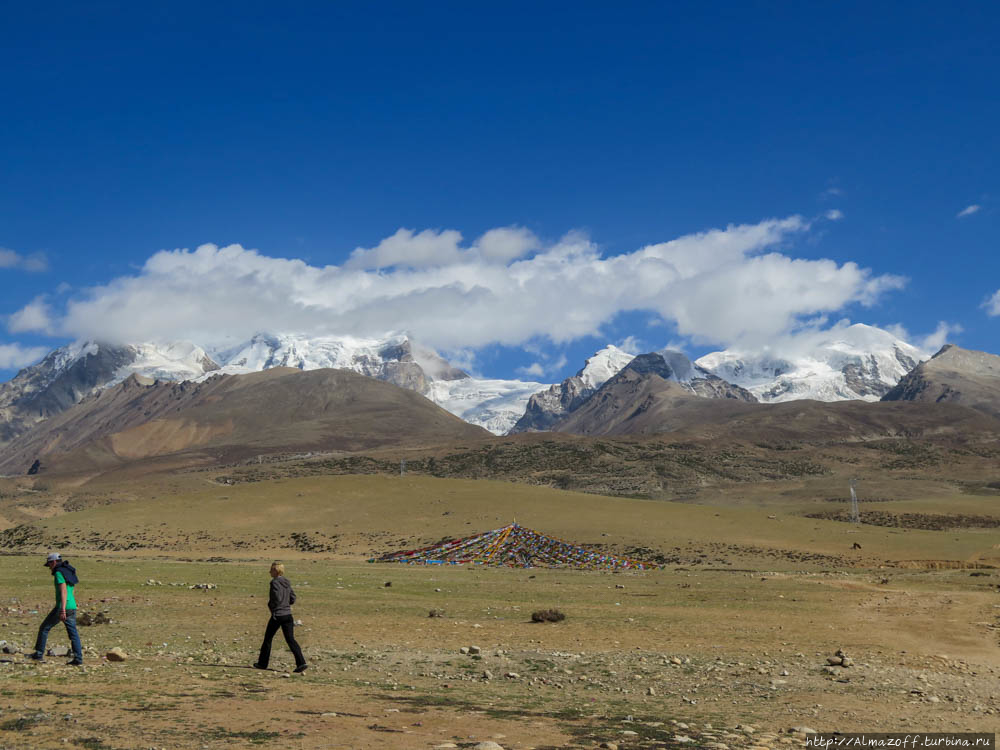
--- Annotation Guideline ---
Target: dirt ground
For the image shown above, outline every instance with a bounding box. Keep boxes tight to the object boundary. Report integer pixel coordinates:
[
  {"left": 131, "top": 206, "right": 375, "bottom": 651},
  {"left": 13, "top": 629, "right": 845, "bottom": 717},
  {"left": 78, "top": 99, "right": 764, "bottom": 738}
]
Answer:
[{"left": 0, "top": 473, "right": 998, "bottom": 748}]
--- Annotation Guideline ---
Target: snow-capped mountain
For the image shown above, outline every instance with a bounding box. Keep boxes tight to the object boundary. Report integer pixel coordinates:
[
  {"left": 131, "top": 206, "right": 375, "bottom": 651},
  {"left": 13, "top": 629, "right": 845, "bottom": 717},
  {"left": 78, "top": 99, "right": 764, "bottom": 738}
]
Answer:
[
  {"left": 576, "top": 345, "right": 637, "bottom": 390},
  {"left": 508, "top": 345, "right": 755, "bottom": 433},
  {"left": 695, "top": 324, "right": 926, "bottom": 403},
  {"left": 0, "top": 333, "right": 545, "bottom": 441},
  {"left": 509, "top": 345, "right": 634, "bottom": 433},
  {"left": 108, "top": 341, "right": 220, "bottom": 384}
]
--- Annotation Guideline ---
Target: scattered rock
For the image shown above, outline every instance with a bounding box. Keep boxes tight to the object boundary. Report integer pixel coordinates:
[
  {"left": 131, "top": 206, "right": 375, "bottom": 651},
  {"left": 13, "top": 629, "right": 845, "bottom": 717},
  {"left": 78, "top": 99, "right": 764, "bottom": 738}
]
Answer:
[
  {"left": 469, "top": 645, "right": 481, "bottom": 655},
  {"left": 473, "top": 743, "right": 505, "bottom": 750},
  {"left": 106, "top": 647, "right": 128, "bottom": 662},
  {"left": 47, "top": 646, "right": 69, "bottom": 657}
]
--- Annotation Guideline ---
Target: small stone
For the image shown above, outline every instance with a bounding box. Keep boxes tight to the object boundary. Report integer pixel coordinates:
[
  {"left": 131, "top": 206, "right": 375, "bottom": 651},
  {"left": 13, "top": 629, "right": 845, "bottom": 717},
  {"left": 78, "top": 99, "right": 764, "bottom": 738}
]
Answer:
[
  {"left": 790, "top": 727, "right": 818, "bottom": 734},
  {"left": 482, "top": 670, "right": 494, "bottom": 680},
  {"left": 469, "top": 645, "right": 481, "bottom": 655},
  {"left": 460, "top": 647, "right": 470, "bottom": 655},
  {"left": 826, "top": 656, "right": 843, "bottom": 666},
  {"left": 670, "top": 656, "right": 683, "bottom": 665},
  {"left": 48, "top": 646, "right": 70, "bottom": 657},
  {"left": 472, "top": 743, "right": 505, "bottom": 750},
  {"left": 504, "top": 672, "right": 520, "bottom": 679},
  {"left": 840, "top": 657, "right": 853, "bottom": 667},
  {"left": 106, "top": 647, "right": 127, "bottom": 662},
  {"left": 647, "top": 687, "right": 656, "bottom": 696},
  {"left": 599, "top": 743, "right": 619, "bottom": 750}
]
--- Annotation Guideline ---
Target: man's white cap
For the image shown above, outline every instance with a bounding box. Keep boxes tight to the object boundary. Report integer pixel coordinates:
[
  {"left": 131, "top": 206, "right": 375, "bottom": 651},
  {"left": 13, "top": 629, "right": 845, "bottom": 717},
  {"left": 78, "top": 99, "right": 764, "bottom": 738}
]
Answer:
[{"left": 45, "top": 552, "right": 61, "bottom": 564}]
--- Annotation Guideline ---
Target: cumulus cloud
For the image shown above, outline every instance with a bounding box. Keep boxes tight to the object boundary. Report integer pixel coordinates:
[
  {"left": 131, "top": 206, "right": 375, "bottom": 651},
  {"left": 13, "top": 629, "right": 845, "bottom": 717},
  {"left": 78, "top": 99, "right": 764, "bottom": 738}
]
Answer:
[
  {"left": 0, "top": 342, "right": 48, "bottom": 369},
  {"left": 0, "top": 247, "right": 48, "bottom": 272},
  {"left": 346, "top": 228, "right": 464, "bottom": 269},
  {"left": 984, "top": 290, "right": 1000, "bottom": 317},
  {"left": 919, "top": 321, "right": 963, "bottom": 351},
  {"left": 7, "top": 296, "right": 54, "bottom": 335},
  {"left": 475, "top": 226, "right": 540, "bottom": 263},
  {"left": 885, "top": 321, "right": 962, "bottom": 355},
  {"left": 824, "top": 209, "right": 844, "bottom": 220},
  {"left": 9, "top": 216, "right": 908, "bottom": 358},
  {"left": 516, "top": 362, "right": 546, "bottom": 377},
  {"left": 957, "top": 204, "right": 981, "bottom": 218}
]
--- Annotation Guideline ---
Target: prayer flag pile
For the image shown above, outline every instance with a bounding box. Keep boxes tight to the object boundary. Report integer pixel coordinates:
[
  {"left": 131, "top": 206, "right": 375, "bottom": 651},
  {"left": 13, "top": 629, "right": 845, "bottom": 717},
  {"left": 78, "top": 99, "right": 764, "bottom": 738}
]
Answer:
[{"left": 374, "top": 523, "right": 650, "bottom": 569}]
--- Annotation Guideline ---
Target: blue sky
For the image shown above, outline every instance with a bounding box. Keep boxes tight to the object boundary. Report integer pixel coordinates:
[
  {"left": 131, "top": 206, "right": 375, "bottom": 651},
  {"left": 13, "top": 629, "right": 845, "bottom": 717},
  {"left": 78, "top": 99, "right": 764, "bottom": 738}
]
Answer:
[{"left": 1, "top": 2, "right": 997, "bottom": 382}]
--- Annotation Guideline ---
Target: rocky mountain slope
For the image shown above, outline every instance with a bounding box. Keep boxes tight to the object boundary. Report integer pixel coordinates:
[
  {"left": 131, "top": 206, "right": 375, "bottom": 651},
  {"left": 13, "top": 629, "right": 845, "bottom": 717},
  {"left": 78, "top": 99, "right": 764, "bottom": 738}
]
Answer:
[
  {"left": 0, "top": 334, "right": 547, "bottom": 443},
  {"left": 511, "top": 347, "right": 755, "bottom": 433},
  {"left": 695, "top": 324, "right": 925, "bottom": 402},
  {"left": 0, "top": 367, "right": 491, "bottom": 475},
  {"left": 882, "top": 344, "right": 1000, "bottom": 418},
  {"left": 549, "top": 350, "right": 999, "bottom": 441}
]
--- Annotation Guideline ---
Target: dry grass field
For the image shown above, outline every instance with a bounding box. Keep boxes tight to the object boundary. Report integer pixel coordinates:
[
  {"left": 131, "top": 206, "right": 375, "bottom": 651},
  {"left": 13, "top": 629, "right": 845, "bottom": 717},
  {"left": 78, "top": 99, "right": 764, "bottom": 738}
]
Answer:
[{"left": 0, "top": 470, "right": 998, "bottom": 748}]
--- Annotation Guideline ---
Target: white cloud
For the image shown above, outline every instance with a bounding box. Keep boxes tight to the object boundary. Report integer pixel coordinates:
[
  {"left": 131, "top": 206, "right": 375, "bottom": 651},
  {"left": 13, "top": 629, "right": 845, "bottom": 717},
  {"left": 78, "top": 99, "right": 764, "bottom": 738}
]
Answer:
[
  {"left": 957, "top": 204, "right": 981, "bottom": 218},
  {"left": 474, "top": 226, "right": 539, "bottom": 263},
  {"left": 883, "top": 321, "right": 962, "bottom": 355},
  {"left": 919, "top": 321, "right": 962, "bottom": 351},
  {"left": 0, "top": 247, "right": 48, "bottom": 272},
  {"left": 10, "top": 216, "right": 908, "bottom": 358},
  {"left": 516, "top": 362, "right": 546, "bottom": 377},
  {"left": 825, "top": 209, "right": 844, "bottom": 220},
  {"left": 0, "top": 342, "right": 48, "bottom": 369},
  {"left": 7, "top": 297, "right": 53, "bottom": 335},
  {"left": 617, "top": 336, "right": 644, "bottom": 354},
  {"left": 346, "top": 228, "right": 464, "bottom": 269},
  {"left": 984, "top": 290, "right": 1000, "bottom": 317}
]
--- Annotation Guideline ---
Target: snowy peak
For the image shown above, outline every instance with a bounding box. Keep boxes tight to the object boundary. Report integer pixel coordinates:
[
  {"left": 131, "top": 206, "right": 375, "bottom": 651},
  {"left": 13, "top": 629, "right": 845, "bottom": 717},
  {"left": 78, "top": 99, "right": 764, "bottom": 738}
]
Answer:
[
  {"left": 113, "top": 341, "right": 219, "bottom": 384},
  {"left": 510, "top": 345, "right": 754, "bottom": 434},
  {"left": 0, "top": 333, "right": 536, "bottom": 441},
  {"left": 576, "top": 345, "right": 636, "bottom": 390},
  {"left": 695, "top": 324, "right": 926, "bottom": 403}
]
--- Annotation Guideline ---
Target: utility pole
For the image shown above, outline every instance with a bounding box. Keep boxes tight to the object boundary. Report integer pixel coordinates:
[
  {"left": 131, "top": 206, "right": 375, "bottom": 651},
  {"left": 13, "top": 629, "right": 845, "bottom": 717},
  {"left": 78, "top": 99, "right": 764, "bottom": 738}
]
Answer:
[{"left": 849, "top": 479, "right": 860, "bottom": 524}]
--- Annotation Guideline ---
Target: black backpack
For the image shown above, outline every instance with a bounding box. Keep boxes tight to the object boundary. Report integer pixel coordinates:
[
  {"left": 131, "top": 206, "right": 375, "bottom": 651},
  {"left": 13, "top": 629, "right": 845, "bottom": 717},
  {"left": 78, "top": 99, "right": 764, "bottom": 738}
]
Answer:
[{"left": 54, "top": 561, "right": 78, "bottom": 586}]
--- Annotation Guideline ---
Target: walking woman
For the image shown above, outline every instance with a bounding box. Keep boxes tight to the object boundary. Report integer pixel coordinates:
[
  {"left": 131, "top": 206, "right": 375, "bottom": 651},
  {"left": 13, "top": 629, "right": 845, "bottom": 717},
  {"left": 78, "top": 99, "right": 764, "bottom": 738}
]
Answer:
[{"left": 254, "top": 561, "right": 307, "bottom": 672}]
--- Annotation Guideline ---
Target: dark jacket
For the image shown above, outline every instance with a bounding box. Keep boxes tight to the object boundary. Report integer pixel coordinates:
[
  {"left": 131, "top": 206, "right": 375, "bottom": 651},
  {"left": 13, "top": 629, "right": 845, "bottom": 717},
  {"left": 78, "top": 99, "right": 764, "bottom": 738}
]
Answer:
[{"left": 268, "top": 576, "right": 296, "bottom": 618}]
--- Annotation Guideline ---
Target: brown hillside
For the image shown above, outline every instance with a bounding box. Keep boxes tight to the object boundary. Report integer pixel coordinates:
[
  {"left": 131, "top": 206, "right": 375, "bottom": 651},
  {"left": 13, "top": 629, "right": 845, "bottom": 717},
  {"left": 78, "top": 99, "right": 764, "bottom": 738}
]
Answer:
[
  {"left": 554, "top": 362, "right": 1000, "bottom": 441},
  {"left": 882, "top": 344, "right": 1000, "bottom": 418},
  {"left": 0, "top": 368, "right": 491, "bottom": 475}
]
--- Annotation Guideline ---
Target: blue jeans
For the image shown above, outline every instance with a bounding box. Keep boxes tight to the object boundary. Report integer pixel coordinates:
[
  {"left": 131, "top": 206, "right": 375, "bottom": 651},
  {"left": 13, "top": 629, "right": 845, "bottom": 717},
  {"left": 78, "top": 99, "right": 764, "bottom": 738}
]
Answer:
[{"left": 33, "top": 607, "right": 82, "bottom": 662}]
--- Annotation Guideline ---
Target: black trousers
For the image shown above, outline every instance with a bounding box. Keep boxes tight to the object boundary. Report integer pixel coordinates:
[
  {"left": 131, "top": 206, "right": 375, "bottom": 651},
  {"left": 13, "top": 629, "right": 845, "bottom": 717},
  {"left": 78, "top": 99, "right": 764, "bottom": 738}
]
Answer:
[{"left": 257, "top": 613, "right": 305, "bottom": 668}]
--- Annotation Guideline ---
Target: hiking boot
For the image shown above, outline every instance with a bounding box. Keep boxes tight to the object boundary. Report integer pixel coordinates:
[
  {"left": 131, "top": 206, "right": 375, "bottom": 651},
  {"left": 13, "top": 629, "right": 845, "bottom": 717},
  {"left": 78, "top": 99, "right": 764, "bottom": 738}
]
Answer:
[
  {"left": 293, "top": 664, "right": 308, "bottom": 673},
  {"left": 252, "top": 662, "right": 268, "bottom": 670},
  {"left": 27, "top": 653, "right": 45, "bottom": 663},
  {"left": 67, "top": 659, "right": 83, "bottom": 666}
]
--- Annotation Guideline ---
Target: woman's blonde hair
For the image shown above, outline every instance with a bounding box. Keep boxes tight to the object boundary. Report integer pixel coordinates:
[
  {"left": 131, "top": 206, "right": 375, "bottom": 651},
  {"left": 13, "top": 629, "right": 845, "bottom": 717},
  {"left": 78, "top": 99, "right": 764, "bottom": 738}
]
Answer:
[{"left": 271, "top": 561, "right": 285, "bottom": 576}]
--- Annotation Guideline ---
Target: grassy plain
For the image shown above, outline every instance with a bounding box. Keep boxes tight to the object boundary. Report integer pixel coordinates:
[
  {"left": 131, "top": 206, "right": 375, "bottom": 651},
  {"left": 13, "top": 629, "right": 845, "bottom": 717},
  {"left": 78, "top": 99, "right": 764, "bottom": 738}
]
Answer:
[{"left": 0, "top": 472, "right": 998, "bottom": 748}]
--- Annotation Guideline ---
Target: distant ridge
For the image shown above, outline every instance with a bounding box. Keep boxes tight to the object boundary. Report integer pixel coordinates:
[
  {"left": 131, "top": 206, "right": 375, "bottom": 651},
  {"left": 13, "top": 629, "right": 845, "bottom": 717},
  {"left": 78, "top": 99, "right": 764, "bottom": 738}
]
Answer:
[
  {"left": 0, "top": 367, "right": 490, "bottom": 475},
  {"left": 882, "top": 344, "right": 1000, "bottom": 418}
]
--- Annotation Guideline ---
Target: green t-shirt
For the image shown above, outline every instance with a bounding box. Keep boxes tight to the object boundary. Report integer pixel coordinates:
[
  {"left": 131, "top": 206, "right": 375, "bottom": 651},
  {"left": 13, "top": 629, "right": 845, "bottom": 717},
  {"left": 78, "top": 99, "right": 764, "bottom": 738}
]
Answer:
[{"left": 54, "top": 570, "right": 77, "bottom": 610}]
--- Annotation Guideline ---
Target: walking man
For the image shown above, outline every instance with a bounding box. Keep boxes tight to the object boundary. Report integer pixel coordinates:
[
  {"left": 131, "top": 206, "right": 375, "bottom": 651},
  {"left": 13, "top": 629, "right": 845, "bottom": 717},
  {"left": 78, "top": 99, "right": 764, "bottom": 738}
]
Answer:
[
  {"left": 31, "top": 553, "right": 83, "bottom": 666},
  {"left": 254, "top": 561, "right": 307, "bottom": 672}
]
